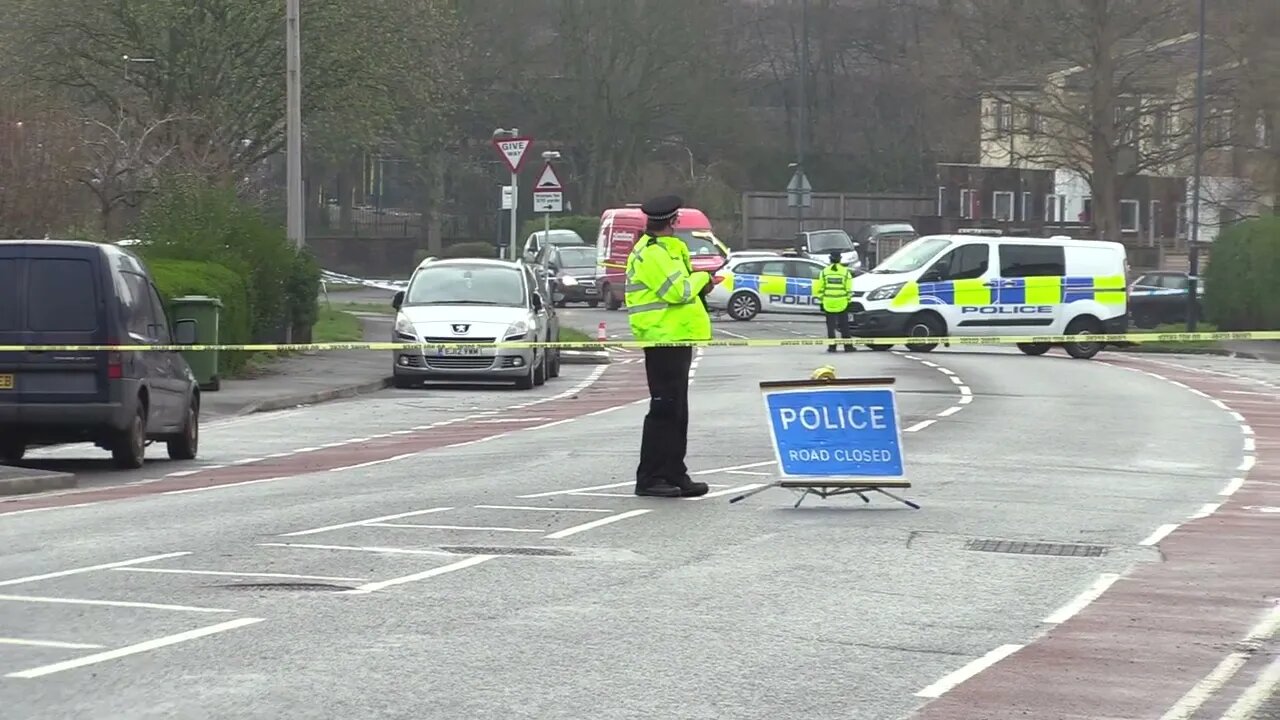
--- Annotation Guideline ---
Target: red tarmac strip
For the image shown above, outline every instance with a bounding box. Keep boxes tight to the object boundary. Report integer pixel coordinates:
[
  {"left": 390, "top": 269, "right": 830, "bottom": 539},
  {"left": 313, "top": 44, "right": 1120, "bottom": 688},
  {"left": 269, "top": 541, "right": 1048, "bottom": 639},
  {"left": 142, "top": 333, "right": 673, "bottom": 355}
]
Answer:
[
  {"left": 0, "top": 362, "right": 648, "bottom": 516},
  {"left": 910, "top": 356, "right": 1280, "bottom": 720}
]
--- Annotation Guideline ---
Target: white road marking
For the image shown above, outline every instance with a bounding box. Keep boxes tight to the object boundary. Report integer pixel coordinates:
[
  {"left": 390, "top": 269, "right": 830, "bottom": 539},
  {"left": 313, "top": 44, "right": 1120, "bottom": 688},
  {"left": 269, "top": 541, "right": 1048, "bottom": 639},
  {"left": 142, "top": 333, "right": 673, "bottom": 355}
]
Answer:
[
  {"left": 0, "top": 637, "right": 104, "bottom": 650},
  {"left": 474, "top": 505, "right": 612, "bottom": 514},
  {"left": 113, "top": 568, "right": 368, "bottom": 582},
  {"left": 690, "top": 460, "right": 776, "bottom": 476},
  {"left": 0, "top": 552, "right": 192, "bottom": 588},
  {"left": 1241, "top": 424, "right": 1254, "bottom": 436},
  {"left": 1220, "top": 656, "right": 1280, "bottom": 720},
  {"left": 229, "top": 458, "right": 263, "bottom": 466},
  {"left": 345, "top": 556, "right": 494, "bottom": 595},
  {"left": 1190, "top": 503, "right": 1221, "bottom": 519},
  {"left": 328, "top": 451, "right": 422, "bottom": 472},
  {"left": 905, "top": 420, "right": 936, "bottom": 433},
  {"left": 294, "top": 447, "right": 321, "bottom": 453},
  {"left": 948, "top": 376, "right": 963, "bottom": 385},
  {"left": 544, "top": 509, "right": 652, "bottom": 539},
  {"left": 279, "top": 507, "right": 454, "bottom": 537},
  {"left": 915, "top": 644, "right": 1024, "bottom": 698},
  {"left": 1140, "top": 524, "right": 1180, "bottom": 546},
  {"left": 1042, "top": 573, "right": 1121, "bottom": 624},
  {"left": 165, "top": 469, "right": 202, "bottom": 478},
  {"left": 1220, "top": 477, "right": 1246, "bottom": 496},
  {"left": 1239, "top": 455, "right": 1257, "bottom": 473},
  {"left": 958, "top": 395, "right": 973, "bottom": 405},
  {"left": 1212, "top": 399, "right": 1231, "bottom": 411},
  {"left": 937, "top": 406, "right": 962, "bottom": 417},
  {"left": 920, "top": 361, "right": 939, "bottom": 368},
  {"left": 1159, "top": 656, "right": 1251, "bottom": 719},
  {"left": 163, "top": 476, "right": 293, "bottom": 495},
  {"left": 368, "top": 523, "right": 543, "bottom": 533},
  {"left": 5, "top": 617, "right": 264, "bottom": 679},
  {"left": 586, "top": 405, "right": 625, "bottom": 417},
  {"left": 1243, "top": 437, "right": 1256, "bottom": 452},
  {"left": 569, "top": 492, "right": 634, "bottom": 498},
  {"left": 716, "top": 328, "right": 750, "bottom": 339},
  {"left": 937, "top": 367, "right": 955, "bottom": 376},
  {"left": 474, "top": 417, "right": 551, "bottom": 424},
  {"left": 727, "top": 470, "right": 772, "bottom": 477},
  {"left": 959, "top": 385, "right": 972, "bottom": 396},
  {"left": 519, "top": 481, "right": 630, "bottom": 499},
  {"left": 259, "top": 542, "right": 454, "bottom": 557},
  {"left": 0, "top": 594, "right": 232, "bottom": 613},
  {"left": 692, "top": 484, "right": 767, "bottom": 500},
  {"left": 1229, "top": 411, "right": 1246, "bottom": 423}
]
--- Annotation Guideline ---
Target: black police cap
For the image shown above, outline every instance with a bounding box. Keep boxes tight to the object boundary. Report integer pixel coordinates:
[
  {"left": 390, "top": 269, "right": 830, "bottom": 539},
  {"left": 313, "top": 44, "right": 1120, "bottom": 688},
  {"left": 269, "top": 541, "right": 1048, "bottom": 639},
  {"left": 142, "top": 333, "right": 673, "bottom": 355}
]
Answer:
[{"left": 640, "top": 195, "right": 682, "bottom": 223}]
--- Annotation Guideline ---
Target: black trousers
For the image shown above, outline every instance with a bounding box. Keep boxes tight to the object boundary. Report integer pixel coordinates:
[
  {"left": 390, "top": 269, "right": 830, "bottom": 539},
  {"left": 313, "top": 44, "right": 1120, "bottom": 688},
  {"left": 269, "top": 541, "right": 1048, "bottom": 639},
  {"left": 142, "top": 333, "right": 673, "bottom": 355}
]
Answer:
[
  {"left": 636, "top": 346, "right": 693, "bottom": 486},
  {"left": 825, "top": 309, "right": 853, "bottom": 349}
]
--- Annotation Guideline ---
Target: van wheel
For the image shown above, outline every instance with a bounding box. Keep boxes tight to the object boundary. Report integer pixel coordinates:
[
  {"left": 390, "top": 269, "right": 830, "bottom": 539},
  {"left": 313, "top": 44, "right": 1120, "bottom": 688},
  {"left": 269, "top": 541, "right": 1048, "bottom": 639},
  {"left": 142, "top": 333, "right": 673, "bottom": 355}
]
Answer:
[
  {"left": 111, "top": 404, "right": 148, "bottom": 469},
  {"left": 0, "top": 438, "right": 25, "bottom": 464},
  {"left": 167, "top": 398, "right": 199, "bottom": 460},
  {"left": 1064, "top": 317, "right": 1104, "bottom": 359},
  {"left": 904, "top": 314, "right": 944, "bottom": 353},
  {"left": 1017, "top": 342, "right": 1051, "bottom": 356},
  {"left": 728, "top": 292, "right": 760, "bottom": 321},
  {"left": 588, "top": 300, "right": 599, "bottom": 308},
  {"left": 604, "top": 286, "right": 620, "bottom": 311},
  {"left": 867, "top": 344, "right": 893, "bottom": 352}
]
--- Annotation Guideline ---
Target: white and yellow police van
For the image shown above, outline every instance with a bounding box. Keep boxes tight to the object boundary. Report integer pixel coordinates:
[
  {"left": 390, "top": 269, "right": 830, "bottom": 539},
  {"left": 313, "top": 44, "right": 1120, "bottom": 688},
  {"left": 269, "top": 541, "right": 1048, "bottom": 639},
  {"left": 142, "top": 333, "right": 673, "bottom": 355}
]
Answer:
[
  {"left": 706, "top": 253, "right": 833, "bottom": 320},
  {"left": 851, "top": 230, "right": 1129, "bottom": 359}
]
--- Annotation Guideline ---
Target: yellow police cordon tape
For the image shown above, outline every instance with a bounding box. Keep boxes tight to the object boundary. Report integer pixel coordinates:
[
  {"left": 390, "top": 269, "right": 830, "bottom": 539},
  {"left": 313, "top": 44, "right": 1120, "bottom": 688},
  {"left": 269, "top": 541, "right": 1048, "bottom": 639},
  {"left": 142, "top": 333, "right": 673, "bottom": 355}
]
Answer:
[{"left": 0, "top": 330, "right": 1277, "bottom": 353}]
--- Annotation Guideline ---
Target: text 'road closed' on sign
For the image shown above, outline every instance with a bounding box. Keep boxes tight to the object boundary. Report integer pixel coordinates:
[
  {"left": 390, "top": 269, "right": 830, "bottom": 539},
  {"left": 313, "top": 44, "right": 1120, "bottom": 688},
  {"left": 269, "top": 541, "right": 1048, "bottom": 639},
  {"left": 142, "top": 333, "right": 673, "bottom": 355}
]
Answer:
[
  {"left": 728, "top": 376, "right": 918, "bottom": 509},
  {"left": 764, "top": 383, "right": 903, "bottom": 477}
]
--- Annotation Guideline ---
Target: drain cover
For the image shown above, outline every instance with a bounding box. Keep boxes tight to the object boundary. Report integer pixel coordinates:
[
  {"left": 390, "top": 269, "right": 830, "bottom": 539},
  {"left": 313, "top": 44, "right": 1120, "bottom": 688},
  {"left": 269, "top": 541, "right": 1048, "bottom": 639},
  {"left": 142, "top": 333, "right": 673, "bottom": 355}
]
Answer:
[
  {"left": 220, "top": 582, "right": 352, "bottom": 591},
  {"left": 438, "top": 545, "right": 574, "bottom": 557},
  {"left": 964, "top": 539, "right": 1108, "bottom": 557}
]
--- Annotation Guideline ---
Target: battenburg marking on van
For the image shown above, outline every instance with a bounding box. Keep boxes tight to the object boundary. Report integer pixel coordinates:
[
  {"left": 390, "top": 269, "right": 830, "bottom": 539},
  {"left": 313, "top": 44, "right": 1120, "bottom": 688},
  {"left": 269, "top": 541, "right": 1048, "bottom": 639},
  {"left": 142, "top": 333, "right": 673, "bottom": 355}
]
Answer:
[
  {"left": 891, "top": 275, "right": 1126, "bottom": 309},
  {"left": 762, "top": 385, "right": 904, "bottom": 478}
]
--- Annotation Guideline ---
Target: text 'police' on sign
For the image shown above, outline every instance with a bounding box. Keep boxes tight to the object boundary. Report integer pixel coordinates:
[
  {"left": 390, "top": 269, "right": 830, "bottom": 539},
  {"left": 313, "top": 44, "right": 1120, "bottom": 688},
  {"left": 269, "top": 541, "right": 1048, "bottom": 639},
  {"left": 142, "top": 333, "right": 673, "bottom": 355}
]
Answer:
[{"left": 762, "top": 384, "right": 904, "bottom": 478}]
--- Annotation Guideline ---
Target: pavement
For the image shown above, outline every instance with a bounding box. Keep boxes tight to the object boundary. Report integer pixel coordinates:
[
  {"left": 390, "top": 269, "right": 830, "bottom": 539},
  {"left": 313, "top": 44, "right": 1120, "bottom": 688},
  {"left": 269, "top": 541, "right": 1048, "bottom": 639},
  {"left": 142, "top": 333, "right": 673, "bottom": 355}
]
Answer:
[{"left": 0, "top": 302, "right": 1277, "bottom": 718}]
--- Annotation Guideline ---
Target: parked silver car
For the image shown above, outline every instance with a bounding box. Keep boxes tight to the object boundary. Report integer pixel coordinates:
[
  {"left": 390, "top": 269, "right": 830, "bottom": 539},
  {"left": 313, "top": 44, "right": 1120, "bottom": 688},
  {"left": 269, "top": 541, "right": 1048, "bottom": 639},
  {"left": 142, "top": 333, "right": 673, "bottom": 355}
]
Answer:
[{"left": 390, "top": 258, "right": 561, "bottom": 389}]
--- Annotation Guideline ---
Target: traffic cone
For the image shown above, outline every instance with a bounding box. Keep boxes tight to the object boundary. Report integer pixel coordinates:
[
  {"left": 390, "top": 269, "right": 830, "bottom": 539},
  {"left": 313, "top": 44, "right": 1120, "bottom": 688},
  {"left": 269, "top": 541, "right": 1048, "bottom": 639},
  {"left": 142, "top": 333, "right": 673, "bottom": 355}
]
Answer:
[{"left": 596, "top": 322, "right": 607, "bottom": 342}]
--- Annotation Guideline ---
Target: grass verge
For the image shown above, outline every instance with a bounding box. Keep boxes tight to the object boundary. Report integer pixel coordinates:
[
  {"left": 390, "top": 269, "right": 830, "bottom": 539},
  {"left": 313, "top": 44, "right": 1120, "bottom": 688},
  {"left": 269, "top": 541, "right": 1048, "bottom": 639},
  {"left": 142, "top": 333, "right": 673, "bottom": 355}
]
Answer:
[
  {"left": 560, "top": 326, "right": 595, "bottom": 347},
  {"left": 327, "top": 301, "right": 395, "bottom": 316},
  {"left": 312, "top": 307, "right": 364, "bottom": 343},
  {"left": 1119, "top": 323, "right": 1223, "bottom": 354}
]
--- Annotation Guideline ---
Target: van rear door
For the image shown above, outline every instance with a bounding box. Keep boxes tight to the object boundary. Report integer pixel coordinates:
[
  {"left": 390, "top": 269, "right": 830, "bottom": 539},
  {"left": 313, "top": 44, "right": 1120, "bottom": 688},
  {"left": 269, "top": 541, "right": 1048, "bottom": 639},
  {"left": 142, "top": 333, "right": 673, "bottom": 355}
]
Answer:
[
  {"left": 0, "top": 248, "right": 26, "bottom": 401},
  {"left": 7, "top": 246, "right": 111, "bottom": 407}
]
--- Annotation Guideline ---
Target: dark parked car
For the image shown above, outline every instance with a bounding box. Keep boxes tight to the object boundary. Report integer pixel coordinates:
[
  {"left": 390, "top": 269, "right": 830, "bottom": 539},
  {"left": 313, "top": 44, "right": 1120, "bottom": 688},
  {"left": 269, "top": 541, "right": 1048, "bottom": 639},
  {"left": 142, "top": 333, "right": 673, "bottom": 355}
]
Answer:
[
  {"left": 0, "top": 240, "right": 201, "bottom": 468},
  {"left": 1128, "top": 271, "right": 1204, "bottom": 328}
]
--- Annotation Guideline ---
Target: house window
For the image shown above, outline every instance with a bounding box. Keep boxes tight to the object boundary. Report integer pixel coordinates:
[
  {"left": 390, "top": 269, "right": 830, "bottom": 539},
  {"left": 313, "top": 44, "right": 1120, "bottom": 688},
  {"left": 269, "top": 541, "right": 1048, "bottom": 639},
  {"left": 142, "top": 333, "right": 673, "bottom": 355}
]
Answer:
[
  {"left": 1256, "top": 113, "right": 1272, "bottom": 148},
  {"left": 996, "top": 101, "right": 1013, "bottom": 133},
  {"left": 960, "top": 189, "right": 975, "bottom": 219},
  {"left": 1176, "top": 203, "right": 1188, "bottom": 238},
  {"left": 1080, "top": 197, "right": 1093, "bottom": 223},
  {"left": 993, "top": 191, "right": 1014, "bottom": 221},
  {"left": 1120, "top": 200, "right": 1140, "bottom": 233},
  {"left": 1045, "top": 194, "right": 1067, "bottom": 223},
  {"left": 1152, "top": 109, "right": 1171, "bottom": 145},
  {"left": 1027, "top": 109, "right": 1043, "bottom": 135},
  {"left": 937, "top": 186, "right": 946, "bottom": 216},
  {"left": 1149, "top": 200, "right": 1162, "bottom": 239},
  {"left": 1020, "top": 192, "right": 1032, "bottom": 222},
  {"left": 1209, "top": 108, "right": 1234, "bottom": 144},
  {"left": 1114, "top": 104, "right": 1136, "bottom": 144}
]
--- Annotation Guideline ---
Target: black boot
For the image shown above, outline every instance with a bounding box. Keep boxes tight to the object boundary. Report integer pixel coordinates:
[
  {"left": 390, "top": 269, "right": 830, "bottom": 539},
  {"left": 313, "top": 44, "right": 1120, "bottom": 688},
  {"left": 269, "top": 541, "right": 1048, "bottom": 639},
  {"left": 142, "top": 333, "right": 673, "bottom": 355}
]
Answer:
[
  {"left": 843, "top": 344, "right": 856, "bottom": 352},
  {"left": 674, "top": 475, "right": 709, "bottom": 498},
  {"left": 635, "top": 480, "right": 682, "bottom": 498},
  {"left": 827, "top": 346, "right": 837, "bottom": 353}
]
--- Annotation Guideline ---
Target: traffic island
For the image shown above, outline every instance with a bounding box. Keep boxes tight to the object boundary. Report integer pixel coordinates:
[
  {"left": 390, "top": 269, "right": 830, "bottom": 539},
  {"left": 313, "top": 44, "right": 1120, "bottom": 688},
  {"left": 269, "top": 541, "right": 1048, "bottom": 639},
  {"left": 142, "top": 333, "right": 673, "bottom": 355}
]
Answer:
[
  {"left": 0, "top": 466, "right": 76, "bottom": 496},
  {"left": 559, "top": 327, "right": 612, "bottom": 365}
]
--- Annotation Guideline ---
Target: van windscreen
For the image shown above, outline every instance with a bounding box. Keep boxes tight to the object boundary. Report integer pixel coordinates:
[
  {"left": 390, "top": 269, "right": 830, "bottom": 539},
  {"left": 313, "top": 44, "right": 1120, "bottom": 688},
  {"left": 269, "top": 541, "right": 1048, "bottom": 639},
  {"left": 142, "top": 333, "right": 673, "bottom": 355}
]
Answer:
[
  {"left": 26, "top": 258, "right": 97, "bottom": 331},
  {"left": 0, "top": 259, "right": 19, "bottom": 331}
]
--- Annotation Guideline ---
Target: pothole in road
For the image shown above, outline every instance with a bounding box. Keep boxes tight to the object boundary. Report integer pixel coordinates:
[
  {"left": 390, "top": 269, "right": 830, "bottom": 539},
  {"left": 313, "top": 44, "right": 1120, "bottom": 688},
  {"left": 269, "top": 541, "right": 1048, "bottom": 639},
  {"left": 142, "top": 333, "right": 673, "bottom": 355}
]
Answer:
[
  {"left": 217, "top": 582, "right": 354, "bottom": 592},
  {"left": 437, "top": 545, "right": 576, "bottom": 557},
  {"left": 964, "top": 538, "right": 1110, "bottom": 558}
]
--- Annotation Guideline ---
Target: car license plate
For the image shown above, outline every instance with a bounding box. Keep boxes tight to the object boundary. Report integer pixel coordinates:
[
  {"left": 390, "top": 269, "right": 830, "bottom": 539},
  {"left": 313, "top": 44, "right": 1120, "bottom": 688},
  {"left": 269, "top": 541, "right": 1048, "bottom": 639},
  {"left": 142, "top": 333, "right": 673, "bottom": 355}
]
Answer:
[
  {"left": 584, "top": 288, "right": 598, "bottom": 295},
  {"left": 438, "top": 346, "right": 482, "bottom": 357},
  {"left": 0, "top": 374, "right": 12, "bottom": 390}
]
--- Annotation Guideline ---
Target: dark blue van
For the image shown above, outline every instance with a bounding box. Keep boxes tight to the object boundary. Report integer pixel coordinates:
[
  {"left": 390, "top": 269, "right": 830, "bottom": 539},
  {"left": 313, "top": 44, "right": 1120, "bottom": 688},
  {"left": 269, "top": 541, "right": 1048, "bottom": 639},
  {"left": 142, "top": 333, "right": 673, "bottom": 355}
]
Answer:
[{"left": 0, "top": 240, "right": 200, "bottom": 469}]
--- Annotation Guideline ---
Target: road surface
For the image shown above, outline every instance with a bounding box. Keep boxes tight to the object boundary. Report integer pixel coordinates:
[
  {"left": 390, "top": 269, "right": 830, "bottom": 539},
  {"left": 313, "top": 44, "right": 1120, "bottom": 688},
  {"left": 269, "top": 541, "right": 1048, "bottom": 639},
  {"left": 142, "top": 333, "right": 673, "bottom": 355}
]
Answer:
[{"left": 0, "top": 306, "right": 1275, "bottom": 720}]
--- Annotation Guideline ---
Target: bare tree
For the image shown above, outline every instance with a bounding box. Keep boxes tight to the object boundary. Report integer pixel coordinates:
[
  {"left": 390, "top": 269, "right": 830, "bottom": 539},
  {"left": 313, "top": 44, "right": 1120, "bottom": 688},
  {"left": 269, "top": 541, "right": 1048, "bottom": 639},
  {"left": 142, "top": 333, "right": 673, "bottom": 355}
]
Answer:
[
  {"left": 0, "top": 102, "right": 83, "bottom": 237},
  {"left": 76, "top": 112, "right": 185, "bottom": 235}
]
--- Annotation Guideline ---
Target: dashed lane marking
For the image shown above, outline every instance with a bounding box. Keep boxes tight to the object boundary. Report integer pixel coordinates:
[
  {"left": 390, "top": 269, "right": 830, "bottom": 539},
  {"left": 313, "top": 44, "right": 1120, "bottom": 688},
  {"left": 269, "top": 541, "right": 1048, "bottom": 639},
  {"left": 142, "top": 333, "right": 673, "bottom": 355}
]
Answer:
[
  {"left": 473, "top": 505, "right": 612, "bottom": 514},
  {"left": 112, "top": 568, "right": 369, "bottom": 583},
  {"left": 0, "top": 637, "right": 104, "bottom": 650},
  {"left": 367, "top": 523, "right": 543, "bottom": 533},
  {"left": 1042, "top": 573, "right": 1122, "bottom": 624},
  {"left": 544, "top": 509, "right": 651, "bottom": 540},
  {"left": 0, "top": 552, "right": 192, "bottom": 588},
  {"left": 916, "top": 644, "right": 1024, "bottom": 698},
  {"left": 279, "top": 507, "right": 454, "bottom": 538},
  {"left": 258, "top": 543, "right": 455, "bottom": 557},
  {"left": 344, "top": 555, "right": 495, "bottom": 595},
  {"left": 0, "top": 594, "right": 233, "bottom": 614}
]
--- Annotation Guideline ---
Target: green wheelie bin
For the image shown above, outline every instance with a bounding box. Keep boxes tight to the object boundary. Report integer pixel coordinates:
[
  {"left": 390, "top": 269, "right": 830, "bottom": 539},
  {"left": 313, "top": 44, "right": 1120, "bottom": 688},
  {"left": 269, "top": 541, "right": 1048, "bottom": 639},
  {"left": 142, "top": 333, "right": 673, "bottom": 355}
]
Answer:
[{"left": 170, "top": 295, "right": 223, "bottom": 391}]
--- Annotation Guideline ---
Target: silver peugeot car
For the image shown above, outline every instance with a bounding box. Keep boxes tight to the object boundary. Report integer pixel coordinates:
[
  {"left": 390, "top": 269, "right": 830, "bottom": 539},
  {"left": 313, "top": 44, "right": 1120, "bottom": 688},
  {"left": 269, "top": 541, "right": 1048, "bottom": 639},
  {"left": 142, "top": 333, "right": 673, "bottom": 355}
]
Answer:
[{"left": 390, "top": 258, "right": 562, "bottom": 390}]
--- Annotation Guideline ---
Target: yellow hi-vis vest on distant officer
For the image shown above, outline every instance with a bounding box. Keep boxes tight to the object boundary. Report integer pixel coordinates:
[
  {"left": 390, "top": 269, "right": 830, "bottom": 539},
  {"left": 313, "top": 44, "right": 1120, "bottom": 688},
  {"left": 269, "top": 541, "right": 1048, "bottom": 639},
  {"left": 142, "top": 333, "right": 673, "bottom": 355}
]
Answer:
[
  {"left": 624, "top": 234, "right": 713, "bottom": 342},
  {"left": 813, "top": 263, "right": 853, "bottom": 313}
]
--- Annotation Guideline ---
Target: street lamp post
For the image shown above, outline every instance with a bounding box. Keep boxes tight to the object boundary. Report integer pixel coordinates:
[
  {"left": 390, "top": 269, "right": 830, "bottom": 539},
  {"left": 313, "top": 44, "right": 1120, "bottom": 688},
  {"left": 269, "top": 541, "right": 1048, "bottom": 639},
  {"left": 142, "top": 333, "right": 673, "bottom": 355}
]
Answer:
[
  {"left": 1186, "top": 0, "right": 1207, "bottom": 332},
  {"left": 285, "top": 0, "right": 304, "bottom": 249},
  {"left": 493, "top": 128, "right": 522, "bottom": 259}
]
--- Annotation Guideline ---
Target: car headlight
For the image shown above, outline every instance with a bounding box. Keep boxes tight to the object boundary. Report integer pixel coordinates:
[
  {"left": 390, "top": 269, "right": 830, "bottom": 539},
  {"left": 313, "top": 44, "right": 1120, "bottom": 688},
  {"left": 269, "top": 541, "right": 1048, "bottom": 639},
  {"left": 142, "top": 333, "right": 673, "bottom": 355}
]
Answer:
[
  {"left": 505, "top": 320, "right": 530, "bottom": 339},
  {"left": 866, "top": 282, "right": 905, "bottom": 301},
  {"left": 394, "top": 314, "right": 416, "bottom": 339},
  {"left": 558, "top": 275, "right": 578, "bottom": 286}
]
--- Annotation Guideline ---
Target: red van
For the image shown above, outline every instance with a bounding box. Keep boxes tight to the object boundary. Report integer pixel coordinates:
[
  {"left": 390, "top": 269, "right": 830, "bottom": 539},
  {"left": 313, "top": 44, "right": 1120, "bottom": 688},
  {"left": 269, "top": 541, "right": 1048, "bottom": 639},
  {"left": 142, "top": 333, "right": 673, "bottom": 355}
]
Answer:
[{"left": 595, "top": 205, "right": 729, "bottom": 310}]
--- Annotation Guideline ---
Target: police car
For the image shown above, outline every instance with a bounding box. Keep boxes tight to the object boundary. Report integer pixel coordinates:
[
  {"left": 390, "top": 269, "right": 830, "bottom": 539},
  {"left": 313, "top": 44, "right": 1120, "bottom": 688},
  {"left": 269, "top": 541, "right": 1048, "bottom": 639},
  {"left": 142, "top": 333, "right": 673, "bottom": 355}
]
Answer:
[
  {"left": 707, "top": 254, "right": 838, "bottom": 320},
  {"left": 851, "top": 231, "right": 1129, "bottom": 359}
]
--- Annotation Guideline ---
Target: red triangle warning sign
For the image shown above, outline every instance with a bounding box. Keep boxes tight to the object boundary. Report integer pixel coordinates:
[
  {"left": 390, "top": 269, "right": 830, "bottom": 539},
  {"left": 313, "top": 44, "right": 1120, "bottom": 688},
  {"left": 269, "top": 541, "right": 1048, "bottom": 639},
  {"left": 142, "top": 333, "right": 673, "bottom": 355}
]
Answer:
[{"left": 534, "top": 162, "right": 562, "bottom": 191}]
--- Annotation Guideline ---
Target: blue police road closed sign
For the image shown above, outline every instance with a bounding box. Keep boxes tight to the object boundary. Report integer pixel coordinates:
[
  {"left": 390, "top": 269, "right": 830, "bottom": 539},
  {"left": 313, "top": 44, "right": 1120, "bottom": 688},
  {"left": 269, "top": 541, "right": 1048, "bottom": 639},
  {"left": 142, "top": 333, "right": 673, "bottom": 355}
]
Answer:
[{"left": 761, "top": 384, "right": 904, "bottom": 478}]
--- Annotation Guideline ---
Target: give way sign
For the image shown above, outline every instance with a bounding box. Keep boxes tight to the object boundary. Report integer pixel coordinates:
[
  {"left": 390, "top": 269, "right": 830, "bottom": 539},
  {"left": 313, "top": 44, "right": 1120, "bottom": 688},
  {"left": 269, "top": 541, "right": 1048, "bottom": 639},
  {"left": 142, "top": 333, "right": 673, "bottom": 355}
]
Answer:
[{"left": 492, "top": 137, "right": 534, "bottom": 173}]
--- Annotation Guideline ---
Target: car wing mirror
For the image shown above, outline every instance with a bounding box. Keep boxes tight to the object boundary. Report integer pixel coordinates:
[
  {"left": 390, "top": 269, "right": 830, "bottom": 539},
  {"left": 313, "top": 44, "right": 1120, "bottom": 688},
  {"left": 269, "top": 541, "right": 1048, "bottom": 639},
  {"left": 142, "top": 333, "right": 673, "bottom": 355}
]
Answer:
[
  {"left": 173, "top": 319, "right": 198, "bottom": 345},
  {"left": 392, "top": 290, "right": 405, "bottom": 310}
]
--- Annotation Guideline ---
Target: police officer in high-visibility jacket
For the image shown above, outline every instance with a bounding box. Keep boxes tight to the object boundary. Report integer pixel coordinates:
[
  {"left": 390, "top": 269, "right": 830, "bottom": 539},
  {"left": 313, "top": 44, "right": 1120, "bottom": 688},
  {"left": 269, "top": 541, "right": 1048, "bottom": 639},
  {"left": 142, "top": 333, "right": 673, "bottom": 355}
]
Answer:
[
  {"left": 813, "top": 250, "right": 855, "bottom": 353},
  {"left": 625, "top": 195, "right": 712, "bottom": 498}
]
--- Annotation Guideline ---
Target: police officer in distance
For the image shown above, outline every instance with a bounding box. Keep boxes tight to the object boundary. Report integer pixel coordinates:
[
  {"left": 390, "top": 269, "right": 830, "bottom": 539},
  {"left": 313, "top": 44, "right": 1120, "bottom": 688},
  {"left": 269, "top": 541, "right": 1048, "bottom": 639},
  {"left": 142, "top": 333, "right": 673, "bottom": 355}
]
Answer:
[
  {"left": 814, "top": 250, "right": 855, "bottom": 352},
  {"left": 625, "top": 195, "right": 711, "bottom": 498}
]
